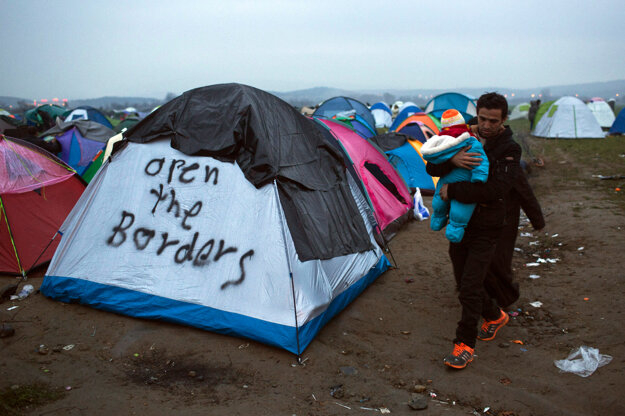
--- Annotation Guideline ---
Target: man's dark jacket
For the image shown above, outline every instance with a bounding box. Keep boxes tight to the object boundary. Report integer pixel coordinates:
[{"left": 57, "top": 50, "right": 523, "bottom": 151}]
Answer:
[
  {"left": 485, "top": 169, "right": 545, "bottom": 307},
  {"left": 426, "top": 126, "right": 545, "bottom": 307}
]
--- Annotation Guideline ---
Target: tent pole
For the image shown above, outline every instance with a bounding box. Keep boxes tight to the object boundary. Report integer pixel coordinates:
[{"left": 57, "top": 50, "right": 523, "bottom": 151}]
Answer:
[
  {"left": 24, "top": 231, "right": 61, "bottom": 281},
  {"left": 273, "top": 180, "right": 302, "bottom": 361},
  {"left": 378, "top": 229, "right": 398, "bottom": 268},
  {"left": 0, "top": 196, "right": 25, "bottom": 277}
]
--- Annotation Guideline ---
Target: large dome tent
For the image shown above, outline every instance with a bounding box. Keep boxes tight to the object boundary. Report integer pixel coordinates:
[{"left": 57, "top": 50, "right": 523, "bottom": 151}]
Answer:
[
  {"left": 41, "top": 83, "right": 389, "bottom": 356},
  {"left": 533, "top": 96, "right": 605, "bottom": 139}
]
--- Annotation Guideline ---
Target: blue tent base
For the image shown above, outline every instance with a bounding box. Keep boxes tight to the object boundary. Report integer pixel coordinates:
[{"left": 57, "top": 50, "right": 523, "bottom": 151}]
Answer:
[{"left": 41, "top": 256, "right": 390, "bottom": 355}]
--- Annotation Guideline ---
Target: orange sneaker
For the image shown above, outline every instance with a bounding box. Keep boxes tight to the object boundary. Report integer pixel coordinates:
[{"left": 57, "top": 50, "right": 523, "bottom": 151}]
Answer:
[
  {"left": 443, "top": 342, "right": 474, "bottom": 369},
  {"left": 477, "top": 309, "right": 509, "bottom": 341}
]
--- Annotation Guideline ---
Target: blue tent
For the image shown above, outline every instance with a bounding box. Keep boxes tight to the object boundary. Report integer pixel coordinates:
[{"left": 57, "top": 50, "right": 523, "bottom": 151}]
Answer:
[
  {"left": 609, "top": 109, "right": 625, "bottom": 134},
  {"left": 389, "top": 104, "right": 423, "bottom": 131},
  {"left": 313, "top": 97, "right": 376, "bottom": 133},
  {"left": 41, "top": 119, "right": 115, "bottom": 178},
  {"left": 331, "top": 113, "right": 376, "bottom": 139},
  {"left": 425, "top": 92, "right": 477, "bottom": 121},
  {"left": 65, "top": 106, "right": 113, "bottom": 129},
  {"left": 397, "top": 123, "right": 428, "bottom": 143},
  {"left": 386, "top": 141, "right": 436, "bottom": 194},
  {"left": 370, "top": 102, "right": 392, "bottom": 114}
]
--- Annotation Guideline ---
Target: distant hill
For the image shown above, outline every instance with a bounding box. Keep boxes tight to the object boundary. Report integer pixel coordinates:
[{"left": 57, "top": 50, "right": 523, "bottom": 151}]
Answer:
[
  {"left": 2, "top": 80, "right": 623, "bottom": 113},
  {"left": 69, "top": 96, "right": 163, "bottom": 110},
  {"left": 0, "top": 96, "right": 32, "bottom": 108},
  {"left": 272, "top": 80, "right": 625, "bottom": 108},
  {"left": 0, "top": 95, "right": 163, "bottom": 112}
]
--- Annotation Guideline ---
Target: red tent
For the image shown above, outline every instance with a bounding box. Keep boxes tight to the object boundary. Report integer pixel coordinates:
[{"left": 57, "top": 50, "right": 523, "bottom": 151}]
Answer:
[{"left": 0, "top": 135, "right": 85, "bottom": 276}]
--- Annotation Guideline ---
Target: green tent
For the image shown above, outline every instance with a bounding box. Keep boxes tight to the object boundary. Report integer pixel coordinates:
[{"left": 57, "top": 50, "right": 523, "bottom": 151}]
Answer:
[
  {"left": 113, "top": 117, "right": 140, "bottom": 133},
  {"left": 427, "top": 113, "right": 442, "bottom": 128},
  {"left": 25, "top": 104, "right": 69, "bottom": 127},
  {"left": 532, "top": 100, "right": 555, "bottom": 131},
  {"left": 81, "top": 150, "right": 104, "bottom": 183}
]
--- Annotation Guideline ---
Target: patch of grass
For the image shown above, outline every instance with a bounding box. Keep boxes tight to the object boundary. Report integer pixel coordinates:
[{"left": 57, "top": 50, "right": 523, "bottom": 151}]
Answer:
[
  {"left": 505, "top": 118, "right": 625, "bottom": 212},
  {"left": 0, "top": 383, "right": 65, "bottom": 416}
]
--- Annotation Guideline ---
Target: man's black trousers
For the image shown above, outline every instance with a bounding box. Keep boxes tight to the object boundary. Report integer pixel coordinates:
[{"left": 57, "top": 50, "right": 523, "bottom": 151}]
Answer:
[{"left": 449, "top": 233, "right": 502, "bottom": 348}]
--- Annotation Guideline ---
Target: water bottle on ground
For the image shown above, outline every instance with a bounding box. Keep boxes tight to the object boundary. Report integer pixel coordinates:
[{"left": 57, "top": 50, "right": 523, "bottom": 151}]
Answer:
[{"left": 16, "top": 284, "right": 34, "bottom": 300}]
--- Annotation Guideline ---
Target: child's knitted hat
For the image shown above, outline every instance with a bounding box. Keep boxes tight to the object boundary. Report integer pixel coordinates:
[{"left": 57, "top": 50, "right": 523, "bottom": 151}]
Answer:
[{"left": 440, "top": 109, "right": 465, "bottom": 128}]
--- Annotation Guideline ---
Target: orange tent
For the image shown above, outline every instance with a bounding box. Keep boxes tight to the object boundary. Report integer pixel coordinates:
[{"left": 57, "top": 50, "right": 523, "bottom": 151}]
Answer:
[{"left": 395, "top": 113, "right": 440, "bottom": 135}]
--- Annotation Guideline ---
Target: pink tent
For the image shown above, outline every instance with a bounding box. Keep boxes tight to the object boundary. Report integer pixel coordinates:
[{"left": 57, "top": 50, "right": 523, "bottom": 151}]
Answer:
[
  {"left": 317, "top": 119, "right": 413, "bottom": 239},
  {"left": 0, "top": 135, "right": 85, "bottom": 275}
]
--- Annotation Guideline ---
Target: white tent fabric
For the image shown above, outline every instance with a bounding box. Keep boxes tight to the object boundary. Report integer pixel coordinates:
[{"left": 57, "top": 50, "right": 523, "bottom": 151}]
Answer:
[
  {"left": 533, "top": 96, "right": 605, "bottom": 139},
  {"left": 587, "top": 101, "right": 616, "bottom": 128},
  {"left": 41, "top": 139, "right": 387, "bottom": 354},
  {"left": 64, "top": 108, "right": 88, "bottom": 121},
  {"left": 509, "top": 102, "right": 530, "bottom": 120},
  {"left": 371, "top": 108, "right": 393, "bottom": 128}
]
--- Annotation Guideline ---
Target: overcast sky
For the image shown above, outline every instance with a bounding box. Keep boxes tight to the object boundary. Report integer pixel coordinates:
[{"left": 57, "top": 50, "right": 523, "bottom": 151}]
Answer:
[{"left": 1, "top": 0, "right": 623, "bottom": 100}]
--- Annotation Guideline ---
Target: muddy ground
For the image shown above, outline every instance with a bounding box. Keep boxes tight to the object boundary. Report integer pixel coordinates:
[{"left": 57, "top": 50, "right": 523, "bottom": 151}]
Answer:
[{"left": 1, "top": 134, "right": 624, "bottom": 415}]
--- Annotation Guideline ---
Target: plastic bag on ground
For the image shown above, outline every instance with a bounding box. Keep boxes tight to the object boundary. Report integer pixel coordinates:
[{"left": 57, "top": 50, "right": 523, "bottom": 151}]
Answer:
[
  {"left": 554, "top": 346, "right": 612, "bottom": 377},
  {"left": 413, "top": 188, "right": 430, "bottom": 221}
]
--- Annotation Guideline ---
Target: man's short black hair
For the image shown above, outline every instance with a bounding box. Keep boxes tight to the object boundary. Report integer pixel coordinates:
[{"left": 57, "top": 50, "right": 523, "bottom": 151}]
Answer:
[{"left": 476, "top": 92, "right": 508, "bottom": 120}]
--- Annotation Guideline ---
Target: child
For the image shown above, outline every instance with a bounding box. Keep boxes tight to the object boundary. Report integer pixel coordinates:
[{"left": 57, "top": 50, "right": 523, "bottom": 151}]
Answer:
[{"left": 420, "top": 109, "right": 489, "bottom": 243}]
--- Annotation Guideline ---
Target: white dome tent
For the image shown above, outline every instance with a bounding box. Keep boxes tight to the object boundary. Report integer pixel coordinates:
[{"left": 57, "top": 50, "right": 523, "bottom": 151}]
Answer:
[
  {"left": 533, "top": 96, "right": 605, "bottom": 139},
  {"left": 509, "top": 102, "right": 530, "bottom": 120},
  {"left": 587, "top": 99, "right": 616, "bottom": 128}
]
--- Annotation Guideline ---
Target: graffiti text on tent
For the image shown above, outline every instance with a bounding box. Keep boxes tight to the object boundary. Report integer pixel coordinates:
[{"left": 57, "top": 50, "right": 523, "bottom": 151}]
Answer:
[
  {"left": 145, "top": 157, "right": 219, "bottom": 186},
  {"left": 144, "top": 157, "right": 219, "bottom": 230},
  {"left": 106, "top": 210, "right": 254, "bottom": 282}
]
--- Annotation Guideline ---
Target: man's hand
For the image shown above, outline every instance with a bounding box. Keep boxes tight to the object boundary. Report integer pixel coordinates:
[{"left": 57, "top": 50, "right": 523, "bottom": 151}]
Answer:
[
  {"left": 450, "top": 146, "right": 482, "bottom": 169},
  {"left": 440, "top": 184, "right": 449, "bottom": 201}
]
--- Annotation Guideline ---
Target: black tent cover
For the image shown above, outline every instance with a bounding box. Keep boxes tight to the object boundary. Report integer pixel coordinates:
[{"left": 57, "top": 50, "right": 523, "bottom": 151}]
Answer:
[
  {"left": 126, "top": 83, "right": 373, "bottom": 261},
  {"left": 369, "top": 132, "right": 409, "bottom": 152}
]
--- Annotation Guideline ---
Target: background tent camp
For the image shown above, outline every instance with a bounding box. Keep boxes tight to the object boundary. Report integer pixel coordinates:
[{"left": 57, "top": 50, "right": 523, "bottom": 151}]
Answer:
[
  {"left": 41, "top": 119, "right": 116, "bottom": 180},
  {"left": 395, "top": 118, "right": 437, "bottom": 144},
  {"left": 24, "top": 104, "right": 69, "bottom": 129},
  {"left": 313, "top": 96, "right": 376, "bottom": 135},
  {"left": 388, "top": 102, "right": 422, "bottom": 132},
  {"left": 41, "top": 83, "right": 390, "bottom": 356},
  {"left": 0, "top": 135, "right": 85, "bottom": 276},
  {"left": 394, "top": 113, "right": 440, "bottom": 137},
  {"left": 424, "top": 92, "right": 477, "bottom": 122},
  {"left": 533, "top": 96, "right": 605, "bottom": 139},
  {"left": 587, "top": 98, "right": 616, "bottom": 128},
  {"left": 331, "top": 113, "right": 377, "bottom": 139}
]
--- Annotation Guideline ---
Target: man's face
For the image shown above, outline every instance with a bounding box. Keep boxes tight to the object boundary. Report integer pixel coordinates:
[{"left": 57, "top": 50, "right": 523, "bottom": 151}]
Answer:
[{"left": 477, "top": 107, "right": 506, "bottom": 139}]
